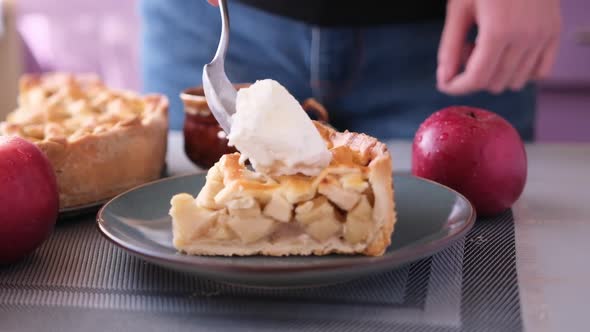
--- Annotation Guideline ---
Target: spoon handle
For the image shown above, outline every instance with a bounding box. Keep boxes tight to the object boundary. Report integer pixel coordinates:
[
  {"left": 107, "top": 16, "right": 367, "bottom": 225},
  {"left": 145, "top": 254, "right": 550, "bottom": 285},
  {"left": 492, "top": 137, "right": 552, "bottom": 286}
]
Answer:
[
  {"left": 202, "top": 0, "right": 237, "bottom": 133},
  {"left": 212, "top": 0, "right": 231, "bottom": 64}
]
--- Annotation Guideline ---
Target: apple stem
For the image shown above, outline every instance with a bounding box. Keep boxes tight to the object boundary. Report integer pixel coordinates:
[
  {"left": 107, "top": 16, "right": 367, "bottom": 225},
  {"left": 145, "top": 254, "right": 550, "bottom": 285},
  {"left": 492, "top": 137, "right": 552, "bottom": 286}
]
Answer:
[{"left": 468, "top": 111, "right": 476, "bottom": 119}]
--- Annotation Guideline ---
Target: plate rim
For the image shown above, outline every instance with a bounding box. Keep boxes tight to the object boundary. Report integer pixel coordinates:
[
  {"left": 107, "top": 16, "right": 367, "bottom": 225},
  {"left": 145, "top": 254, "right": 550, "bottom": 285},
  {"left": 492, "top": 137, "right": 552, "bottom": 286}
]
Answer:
[{"left": 96, "top": 172, "right": 476, "bottom": 274}]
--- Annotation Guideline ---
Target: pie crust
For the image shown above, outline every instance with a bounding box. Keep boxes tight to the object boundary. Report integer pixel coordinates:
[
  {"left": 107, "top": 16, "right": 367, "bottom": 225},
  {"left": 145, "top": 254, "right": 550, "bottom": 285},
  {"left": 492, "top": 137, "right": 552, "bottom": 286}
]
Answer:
[
  {"left": 170, "top": 121, "right": 396, "bottom": 256},
  {"left": 0, "top": 73, "right": 169, "bottom": 208}
]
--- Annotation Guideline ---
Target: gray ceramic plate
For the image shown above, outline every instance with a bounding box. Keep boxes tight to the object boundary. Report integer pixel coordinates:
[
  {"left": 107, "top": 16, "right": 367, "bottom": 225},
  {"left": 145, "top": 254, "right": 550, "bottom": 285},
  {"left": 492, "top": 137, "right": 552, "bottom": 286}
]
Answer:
[{"left": 97, "top": 173, "right": 475, "bottom": 288}]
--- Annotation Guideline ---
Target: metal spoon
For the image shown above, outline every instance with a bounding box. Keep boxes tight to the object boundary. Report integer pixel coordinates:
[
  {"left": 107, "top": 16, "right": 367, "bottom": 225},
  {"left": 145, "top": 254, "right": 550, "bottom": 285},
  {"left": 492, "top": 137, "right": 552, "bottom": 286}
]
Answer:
[{"left": 202, "top": 0, "right": 236, "bottom": 134}]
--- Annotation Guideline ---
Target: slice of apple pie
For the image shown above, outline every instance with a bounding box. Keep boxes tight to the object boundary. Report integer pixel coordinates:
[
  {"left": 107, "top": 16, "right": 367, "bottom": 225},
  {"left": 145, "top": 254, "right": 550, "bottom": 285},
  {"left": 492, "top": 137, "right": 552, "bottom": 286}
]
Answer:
[{"left": 169, "top": 121, "right": 396, "bottom": 256}]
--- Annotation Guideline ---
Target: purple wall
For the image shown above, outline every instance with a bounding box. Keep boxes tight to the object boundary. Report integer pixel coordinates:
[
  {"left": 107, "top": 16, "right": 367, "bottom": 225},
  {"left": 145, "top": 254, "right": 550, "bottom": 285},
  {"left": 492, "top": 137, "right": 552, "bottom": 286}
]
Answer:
[
  {"left": 536, "top": 90, "right": 590, "bottom": 142},
  {"left": 540, "top": 0, "right": 590, "bottom": 87},
  {"left": 531, "top": 0, "right": 590, "bottom": 142},
  {"left": 15, "top": 0, "right": 590, "bottom": 141},
  {"left": 17, "top": 0, "right": 140, "bottom": 91}
]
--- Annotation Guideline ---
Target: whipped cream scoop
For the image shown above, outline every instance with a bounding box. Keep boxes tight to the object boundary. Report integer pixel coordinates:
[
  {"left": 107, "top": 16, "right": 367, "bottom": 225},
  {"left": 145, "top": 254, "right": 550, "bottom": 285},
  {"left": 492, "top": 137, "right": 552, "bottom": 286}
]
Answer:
[{"left": 227, "top": 79, "right": 332, "bottom": 177}]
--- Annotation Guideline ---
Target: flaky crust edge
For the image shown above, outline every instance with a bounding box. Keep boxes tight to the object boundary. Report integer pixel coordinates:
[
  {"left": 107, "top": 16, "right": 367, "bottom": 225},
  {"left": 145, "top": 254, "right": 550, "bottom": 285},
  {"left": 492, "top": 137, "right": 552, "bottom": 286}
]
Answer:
[
  {"left": 314, "top": 121, "right": 396, "bottom": 256},
  {"left": 35, "top": 94, "right": 169, "bottom": 208}
]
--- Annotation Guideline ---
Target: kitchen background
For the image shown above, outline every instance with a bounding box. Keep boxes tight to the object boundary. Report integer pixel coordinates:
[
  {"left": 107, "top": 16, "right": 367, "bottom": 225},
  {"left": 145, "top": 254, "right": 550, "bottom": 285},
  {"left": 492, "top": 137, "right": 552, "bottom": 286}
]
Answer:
[{"left": 1, "top": 0, "right": 588, "bottom": 141}]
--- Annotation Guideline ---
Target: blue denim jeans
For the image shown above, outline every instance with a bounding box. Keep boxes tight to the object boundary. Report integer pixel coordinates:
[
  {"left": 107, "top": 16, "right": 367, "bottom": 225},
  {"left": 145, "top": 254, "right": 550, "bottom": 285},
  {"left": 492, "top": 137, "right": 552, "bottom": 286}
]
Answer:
[{"left": 139, "top": 0, "right": 536, "bottom": 141}]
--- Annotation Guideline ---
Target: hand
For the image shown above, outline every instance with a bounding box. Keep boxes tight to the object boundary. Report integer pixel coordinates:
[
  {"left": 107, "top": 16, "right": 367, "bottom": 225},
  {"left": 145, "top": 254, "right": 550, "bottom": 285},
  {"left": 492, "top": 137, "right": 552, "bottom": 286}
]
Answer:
[{"left": 437, "top": 0, "right": 561, "bottom": 95}]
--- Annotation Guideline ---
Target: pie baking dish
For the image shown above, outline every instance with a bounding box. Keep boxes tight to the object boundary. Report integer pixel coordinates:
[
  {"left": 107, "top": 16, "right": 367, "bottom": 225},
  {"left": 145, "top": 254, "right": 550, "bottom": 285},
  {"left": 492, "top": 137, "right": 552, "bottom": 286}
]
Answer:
[{"left": 0, "top": 73, "right": 169, "bottom": 209}]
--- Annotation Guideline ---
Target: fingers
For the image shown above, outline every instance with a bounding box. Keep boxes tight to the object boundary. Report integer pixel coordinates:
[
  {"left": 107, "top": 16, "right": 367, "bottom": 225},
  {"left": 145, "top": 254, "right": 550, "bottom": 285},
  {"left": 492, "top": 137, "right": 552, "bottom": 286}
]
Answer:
[
  {"left": 505, "top": 29, "right": 559, "bottom": 90},
  {"left": 437, "top": 0, "right": 561, "bottom": 96},
  {"left": 512, "top": 13, "right": 560, "bottom": 89},
  {"left": 437, "top": 0, "right": 474, "bottom": 87},
  {"left": 461, "top": 43, "right": 475, "bottom": 64},
  {"left": 535, "top": 37, "right": 559, "bottom": 79},
  {"left": 536, "top": 8, "right": 562, "bottom": 79},
  {"left": 438, "top": 30, "right": 508, "bottom": 95},
  {"left": 509, "top": 46, "right": 544, "bottom": 90},
  {"left": 488, "top": 45, "right": 529, "bottom": 94}
]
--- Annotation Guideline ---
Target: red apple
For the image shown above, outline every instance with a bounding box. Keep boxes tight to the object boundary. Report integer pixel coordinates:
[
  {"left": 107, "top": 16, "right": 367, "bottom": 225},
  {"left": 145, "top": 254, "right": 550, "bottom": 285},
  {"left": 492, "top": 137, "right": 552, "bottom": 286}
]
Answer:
[
  {"left": 0, "top": 136, "right": 59, "bottom": 264},
  {"left": 412, "top": 106, "right": 527, "bottom": 216}
]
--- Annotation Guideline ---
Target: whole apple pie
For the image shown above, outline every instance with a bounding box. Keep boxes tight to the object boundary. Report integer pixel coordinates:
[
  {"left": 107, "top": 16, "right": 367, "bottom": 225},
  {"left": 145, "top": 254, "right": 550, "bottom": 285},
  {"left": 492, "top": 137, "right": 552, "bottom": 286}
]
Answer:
[
  {"left": 0, "top": 73, "right": 168, "bottom": 208},
  {"left": 170, "top": 120, "right": 396, "bottom": 256}
]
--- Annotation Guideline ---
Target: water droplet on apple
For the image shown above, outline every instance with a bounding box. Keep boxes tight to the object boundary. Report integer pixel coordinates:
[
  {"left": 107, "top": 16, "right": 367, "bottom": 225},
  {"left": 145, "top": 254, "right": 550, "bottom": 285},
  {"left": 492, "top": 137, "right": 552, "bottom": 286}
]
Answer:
[
  {"left": 416, "top": 135, "right": 423, "bottom": 143},
  {"left": 438, "top": 133, "right": 448, "bottom": 141},
  {"left": 16, "top": 148, "right": 32, "bottom": 161}
]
